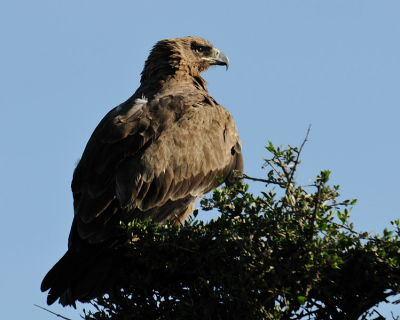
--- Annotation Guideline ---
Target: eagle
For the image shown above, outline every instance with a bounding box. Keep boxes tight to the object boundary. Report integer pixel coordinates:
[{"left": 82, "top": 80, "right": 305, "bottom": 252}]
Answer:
[{"left": 41, "top": 36, "right": 243, "bottom": 307}]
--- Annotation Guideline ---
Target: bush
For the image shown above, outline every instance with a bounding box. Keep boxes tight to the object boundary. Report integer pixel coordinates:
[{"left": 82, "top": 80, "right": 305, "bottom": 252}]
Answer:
[{"left": 84, "top": 138, "right": 400, "bottom": 320}]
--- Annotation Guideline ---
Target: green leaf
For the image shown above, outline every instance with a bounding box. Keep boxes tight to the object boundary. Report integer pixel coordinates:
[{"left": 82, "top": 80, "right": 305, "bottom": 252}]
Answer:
[
  {"left": 321, "top": 170, "right": 331, "bottom": 183},
  {"left": 297, "top": 296, "right": 307, "bottom": 305},
  {"left": 319, "top": 223, "right": 328, "bottom": 231},
  {"left": 266, "top": 141, "right": 274, "bottom": 153}
]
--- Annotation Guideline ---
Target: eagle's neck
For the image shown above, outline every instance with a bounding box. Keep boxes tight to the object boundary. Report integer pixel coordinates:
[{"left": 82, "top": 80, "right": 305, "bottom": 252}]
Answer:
[
  {"left": 140, "top": 42, "right": 208, "bottom": 93},
  {"left": 141, "top": 66, "right": 207, "bottom": 89},
  {"left": 128, "top": 71, "right": 208, "bottom": 109},
  {"left": 139, "top": 71, "right": 208, "bottom": 101}
]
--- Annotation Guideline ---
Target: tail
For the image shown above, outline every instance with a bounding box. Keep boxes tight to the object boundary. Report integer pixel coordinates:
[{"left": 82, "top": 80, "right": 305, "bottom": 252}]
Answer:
[{"left": 41, "top": 242, "right": 123, "bottom": 307}]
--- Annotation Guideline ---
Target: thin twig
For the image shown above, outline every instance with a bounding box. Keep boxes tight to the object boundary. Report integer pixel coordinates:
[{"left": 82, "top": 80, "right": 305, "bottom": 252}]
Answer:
[
  {"left": 372, "top": 309, "right": 385, "bottom": 319},
  {"left": 287, "top": 125, "right": 311, "bottom": 189},
  {"left": 174, "top": 213, "right": 183, "bottom": 226},
  {"left": 239, "top": 173, "right": 271, "bottom": 184},
  {"left": 265, "top": 158, "right": 286, "bottom": 181},
  {"left": 309, "top": 180, "right": 321, "bottom": 240},
  {"left": 34, "top": 304, "right": 74, "bottom": 320}
]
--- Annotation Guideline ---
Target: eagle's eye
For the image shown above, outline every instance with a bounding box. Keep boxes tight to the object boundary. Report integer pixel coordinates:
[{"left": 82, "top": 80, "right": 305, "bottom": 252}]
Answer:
[{"left": 191, "top": 43, "right": 206, "bottom": 54}]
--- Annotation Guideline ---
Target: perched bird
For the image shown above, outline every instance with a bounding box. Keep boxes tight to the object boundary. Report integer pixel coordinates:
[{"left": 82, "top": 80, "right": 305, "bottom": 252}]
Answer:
[{"left": 41, "top": 36, "right": 243, "bottom": 307}]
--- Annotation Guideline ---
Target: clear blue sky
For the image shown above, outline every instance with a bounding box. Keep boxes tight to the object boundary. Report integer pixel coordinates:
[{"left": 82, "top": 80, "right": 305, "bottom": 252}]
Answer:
[{"left": 1, "top": 1, "right": 399, "bottom": 319}]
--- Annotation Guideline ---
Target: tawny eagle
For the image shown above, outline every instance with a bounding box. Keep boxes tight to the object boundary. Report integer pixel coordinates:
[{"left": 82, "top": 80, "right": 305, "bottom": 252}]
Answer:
[{"left": 41, "top": 36, "right": 243, "bottom": 307}]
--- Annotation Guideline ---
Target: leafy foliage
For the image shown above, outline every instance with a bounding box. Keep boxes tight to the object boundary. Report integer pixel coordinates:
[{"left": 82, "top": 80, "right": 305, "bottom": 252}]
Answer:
[{"left": 83, "top": 140, "right": 400, "bottom": 320}]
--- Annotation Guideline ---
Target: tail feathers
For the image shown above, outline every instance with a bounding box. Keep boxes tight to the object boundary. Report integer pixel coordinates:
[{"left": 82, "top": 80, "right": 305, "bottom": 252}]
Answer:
[
  {"left": 59, "top": 288, "right": 77, "bottom": 308},
  {"left": 41, "top": 242, "right": 123, "bottom": 307}
]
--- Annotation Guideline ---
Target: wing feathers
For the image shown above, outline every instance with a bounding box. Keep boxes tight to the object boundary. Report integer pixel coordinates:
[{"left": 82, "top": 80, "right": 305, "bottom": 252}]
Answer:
[
  {"left": 78, "top": 184, "right": 115, "bottom": 223},
  {"left": 76, "top": 204, "right": 118, "bottom": 240},
  {"left": 71, "top": 92, "right": 242, "bottom": 245}
]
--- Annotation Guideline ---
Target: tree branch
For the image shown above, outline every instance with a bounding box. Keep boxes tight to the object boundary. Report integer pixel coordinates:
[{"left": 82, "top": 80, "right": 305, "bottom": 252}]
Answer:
[{"left": 34, "top": 305, "right": 74, "bottom": 320}]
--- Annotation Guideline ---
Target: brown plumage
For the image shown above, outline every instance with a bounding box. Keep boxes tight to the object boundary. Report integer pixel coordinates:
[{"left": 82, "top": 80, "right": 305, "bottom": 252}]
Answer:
[{"left": 41, "top": 36, "right": 243, "bottom": 307}]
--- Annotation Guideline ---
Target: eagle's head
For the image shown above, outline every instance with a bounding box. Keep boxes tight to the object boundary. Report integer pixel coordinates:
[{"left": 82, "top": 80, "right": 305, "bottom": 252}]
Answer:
[{"left": 141, "top": 36, "right": 229, "bottom": 83}]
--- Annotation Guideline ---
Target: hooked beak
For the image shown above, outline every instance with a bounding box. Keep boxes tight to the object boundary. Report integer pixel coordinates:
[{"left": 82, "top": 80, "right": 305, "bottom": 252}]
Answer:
[{"left": 202, "top": 48, "right": 230, "bottom": 71}]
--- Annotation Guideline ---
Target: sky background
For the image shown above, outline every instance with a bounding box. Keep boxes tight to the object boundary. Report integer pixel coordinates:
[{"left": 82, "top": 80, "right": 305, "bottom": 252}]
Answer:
[{"left": 1, "top": 1, "right": 399, "bottom": 319}]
